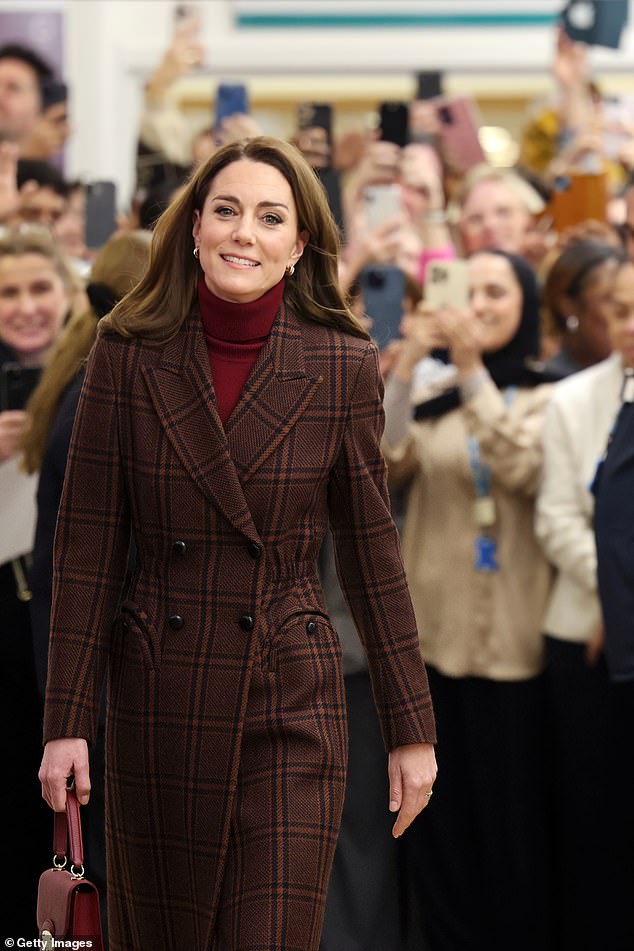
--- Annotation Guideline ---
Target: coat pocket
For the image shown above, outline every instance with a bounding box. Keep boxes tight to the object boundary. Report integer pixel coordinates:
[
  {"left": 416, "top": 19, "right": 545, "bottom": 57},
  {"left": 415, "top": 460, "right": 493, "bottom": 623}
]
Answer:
[
  {"left": 119, "top": 599, "right": 162, "bottom": 669},
  {"left": 263, "top": 608, "right": 341, "bottom": 672}
]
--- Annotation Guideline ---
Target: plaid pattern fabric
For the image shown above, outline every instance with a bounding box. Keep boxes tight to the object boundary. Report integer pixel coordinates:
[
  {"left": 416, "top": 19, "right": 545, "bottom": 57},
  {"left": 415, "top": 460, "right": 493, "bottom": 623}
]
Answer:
[{"left": 43, "top": 304, "right": 436, "bottom": 951}]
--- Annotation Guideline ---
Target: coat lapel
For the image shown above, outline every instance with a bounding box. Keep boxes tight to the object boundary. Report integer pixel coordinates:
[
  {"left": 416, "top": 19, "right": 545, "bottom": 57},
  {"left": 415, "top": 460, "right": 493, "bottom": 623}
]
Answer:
[
  {"left": 224, "top": 303, "right": 323, "bottom": 484},
  {"left": 140, "top": 304, "right": 322, "bottom": 537},
  {"left": 141, "top": 317, "right": 261, "bottom": 543}
]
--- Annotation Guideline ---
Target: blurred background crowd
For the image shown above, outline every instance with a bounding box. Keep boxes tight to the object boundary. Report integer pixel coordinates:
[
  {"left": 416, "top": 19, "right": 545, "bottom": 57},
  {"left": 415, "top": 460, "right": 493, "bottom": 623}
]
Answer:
[{"left": 3, "top": 0, "right": 634, "bottom": 948}]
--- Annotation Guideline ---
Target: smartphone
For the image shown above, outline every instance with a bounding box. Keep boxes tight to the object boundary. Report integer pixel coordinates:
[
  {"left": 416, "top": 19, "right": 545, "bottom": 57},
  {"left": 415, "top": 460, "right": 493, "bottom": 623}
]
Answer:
[
  {"left": 297, "top": 103, "right": 332, "bottom": 143},
  {"left": 433, "top": 96, "right": 485, "bottom": 173},
  {"left": 297, "top": 102, "right": 333, "bottom": 171},
  {"left": 0, "top": 363, "right": 41, "bottom": 412},
  {"left": 85, "top": 180, "right": 117, "bottom": 250},
  {"left": 425, "top": 260, "right": 469, "bottom": 309},
  {"left": 364, "top": 183, "right": 402, "bottom": 231},
  {"left": 378, "top": 101, "right": 409, "bottom": 148},
  {"left": 549, "top": 172, "right": 608, "bottom": 230},
  {"left": 173, "top": 2, "right": 200, "bottom": 30},
  {"left": 214, "top": 83, "right": 249, "bottom": 127},
  {"left": 415, "top": 71, "right": 444, "bottom": 101},
  {"left": 360, "top": 265, "right": 405, "bottom": 350},
  {"left": 317, "top": 167, "right": 343, "bottom": 232}
]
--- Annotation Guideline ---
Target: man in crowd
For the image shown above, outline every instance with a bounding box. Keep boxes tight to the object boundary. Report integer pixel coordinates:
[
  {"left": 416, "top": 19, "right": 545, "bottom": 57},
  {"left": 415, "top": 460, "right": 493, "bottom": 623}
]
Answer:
[{"left": 0, "top": 43, "right": 69, "bottom": 160}]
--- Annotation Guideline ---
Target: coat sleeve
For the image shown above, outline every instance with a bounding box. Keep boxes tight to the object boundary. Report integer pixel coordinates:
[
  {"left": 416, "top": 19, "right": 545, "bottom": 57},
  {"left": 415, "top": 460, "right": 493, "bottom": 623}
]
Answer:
[
  {"left": 327, "top": 342, "right": 436, "bottom": 750},
  {"left": 535, "top": 396, "right": 597, "bottom": 593},
  {"left": 43, "top": 336, "right": 130, "bottom": 746}
]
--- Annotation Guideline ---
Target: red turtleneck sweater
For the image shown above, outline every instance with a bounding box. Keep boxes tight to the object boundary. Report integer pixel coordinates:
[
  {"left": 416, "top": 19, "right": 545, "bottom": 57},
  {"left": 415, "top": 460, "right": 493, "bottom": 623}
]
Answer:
[{"left": 198, "top": 275, "right": 284, "bottom": 426}]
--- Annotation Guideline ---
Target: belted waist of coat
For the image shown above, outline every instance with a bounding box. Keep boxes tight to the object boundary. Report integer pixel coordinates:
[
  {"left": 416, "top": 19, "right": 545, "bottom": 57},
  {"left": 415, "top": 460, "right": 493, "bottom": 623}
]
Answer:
[{"left": 266, "top": 559, "right": 318, "bottom": 586}]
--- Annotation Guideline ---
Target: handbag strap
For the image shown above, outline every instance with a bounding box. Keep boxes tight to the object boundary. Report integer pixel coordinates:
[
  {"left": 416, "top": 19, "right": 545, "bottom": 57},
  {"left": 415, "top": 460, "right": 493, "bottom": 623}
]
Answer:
[{"left": 52, "top": 785, "right": 84, "bottom": 869}]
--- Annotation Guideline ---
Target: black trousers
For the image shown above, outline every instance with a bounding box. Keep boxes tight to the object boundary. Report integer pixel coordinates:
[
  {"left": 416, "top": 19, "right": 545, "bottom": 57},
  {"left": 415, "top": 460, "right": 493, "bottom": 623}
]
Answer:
[
  {"left": 0, "top": 560, "right": 51, "bottom": 939},
  {"left": 544, "top": 636, "right": 613, "bottom": 951},
  {"left": 320, "top": 672, "right": 414, "bottom": 951},
  {"left": 407, "top": 665, "right": 551, "bottom": 951},
  {"left": 603, "top": 679, "right": 634, "bottom": 951}
]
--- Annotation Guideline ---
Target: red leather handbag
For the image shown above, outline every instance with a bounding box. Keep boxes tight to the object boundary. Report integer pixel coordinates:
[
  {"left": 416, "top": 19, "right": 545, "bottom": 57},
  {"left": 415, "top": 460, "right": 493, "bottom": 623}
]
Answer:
[{"left": 37, "top": 785, "right": 104, "bottom": 950}]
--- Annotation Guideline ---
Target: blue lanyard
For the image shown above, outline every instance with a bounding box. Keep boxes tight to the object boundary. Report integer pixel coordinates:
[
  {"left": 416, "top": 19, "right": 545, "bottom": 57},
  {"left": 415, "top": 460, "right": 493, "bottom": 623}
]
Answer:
[{"left": 466, "top": 386, "right": 517, "bottom": 498}]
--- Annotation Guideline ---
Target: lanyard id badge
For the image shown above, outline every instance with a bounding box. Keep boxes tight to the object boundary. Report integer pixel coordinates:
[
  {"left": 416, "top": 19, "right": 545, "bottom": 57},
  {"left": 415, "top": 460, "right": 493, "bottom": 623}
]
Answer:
[{"left": 467, "top": 386, "right": 516, "bottom": 572}]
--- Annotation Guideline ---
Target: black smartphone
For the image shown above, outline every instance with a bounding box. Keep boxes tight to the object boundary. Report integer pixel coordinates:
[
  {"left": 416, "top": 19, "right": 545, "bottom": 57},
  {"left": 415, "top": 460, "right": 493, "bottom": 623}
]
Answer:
[
  {"left": 0, "top": 363, "right": 41, "bottom": 411},
  {"left": 360, "top": 265, "right": 405, "bottom": 351},
  {"left": 297, "top": 102, "right": 332, "bottom": 144},
  {"left": 214, "top": 83, "right": 249, "bottom": 127},
  {"left": 378, "top": 101, "right": 409, "bottom": 148},
  {"left": 85, "top": 181, "right": 117, "bottom": 250},
  {"left": 415, "top": 71, "right": 443, "bottom": 101}
]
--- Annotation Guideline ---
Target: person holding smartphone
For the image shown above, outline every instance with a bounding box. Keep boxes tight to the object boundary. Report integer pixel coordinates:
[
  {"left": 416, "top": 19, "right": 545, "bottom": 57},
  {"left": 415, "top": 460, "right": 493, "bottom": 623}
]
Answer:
[
  {"left": 0, "top": 228, "right": 76, "bottom": 935},
  {"left": 38, "top": 136, "right": 437, "bottom": 951},
  {"left": 382, "top": 250, "right": 555, "bottom": 951}
]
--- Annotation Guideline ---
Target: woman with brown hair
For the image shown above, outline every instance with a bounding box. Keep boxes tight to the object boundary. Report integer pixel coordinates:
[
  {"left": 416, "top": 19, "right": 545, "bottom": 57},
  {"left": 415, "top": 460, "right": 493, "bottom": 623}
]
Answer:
[
  {"left": 38, "top": 137, "right": 437, "bottom": 951},
  {"left": 542, "top": 237, "right": 624, "bottom": 377}
]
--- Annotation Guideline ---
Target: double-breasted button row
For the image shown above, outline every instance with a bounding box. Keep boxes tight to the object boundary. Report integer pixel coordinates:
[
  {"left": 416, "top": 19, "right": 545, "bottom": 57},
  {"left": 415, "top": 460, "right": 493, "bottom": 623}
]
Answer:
[
  {"left": 239, "top": 614, "right": 255, "bottom": 631},
  {"left": 169, "top": 614, "right": 184, "bottom": 630},
  {"left": 172, "top": 540, "right": 186, "bottom": 555}
]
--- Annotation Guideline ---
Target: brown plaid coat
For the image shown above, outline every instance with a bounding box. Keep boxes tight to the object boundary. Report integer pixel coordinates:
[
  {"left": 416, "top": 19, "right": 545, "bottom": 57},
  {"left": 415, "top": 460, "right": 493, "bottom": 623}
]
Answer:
[{"left": 43, "top": 303, "right": 436, "bottom": 950}]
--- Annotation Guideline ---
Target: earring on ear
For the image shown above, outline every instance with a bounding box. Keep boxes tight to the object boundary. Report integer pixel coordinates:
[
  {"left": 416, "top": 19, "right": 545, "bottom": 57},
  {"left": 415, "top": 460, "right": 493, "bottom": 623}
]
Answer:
[
  {"left": 566, "top": 314, "right": 579, "bottom": 332},
  {"left": 286, "top": 264, "right": 295, "bottom": 276},
  {"left": 193, "top": 246, "right": 200, "bottom": 260}
]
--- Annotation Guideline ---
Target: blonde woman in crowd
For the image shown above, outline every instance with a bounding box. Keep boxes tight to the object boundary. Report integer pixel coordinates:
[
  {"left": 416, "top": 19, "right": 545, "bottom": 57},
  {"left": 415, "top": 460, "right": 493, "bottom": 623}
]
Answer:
[
  {"left": 0, "top": 228, "right": 77, "bottom": 934},
  {"left": 382, "top": 249, "right": 554, "bottom": 951},
  {"left": 536, "top": 245, "right": 630, "bottom": 951}
]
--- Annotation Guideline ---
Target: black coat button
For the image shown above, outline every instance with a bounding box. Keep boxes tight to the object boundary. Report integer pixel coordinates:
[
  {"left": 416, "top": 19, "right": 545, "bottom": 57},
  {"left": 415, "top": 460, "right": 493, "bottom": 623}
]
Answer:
[
  {"left": 121, "top": 620, "right": 129, "bottom": 632},
  {"left": 306, "top": 621, "right": 317, "bottom": 634},
  {"left": 173, "top": 540, "right": 186, "bottom": 555},
  {"left": 239, "top": 614, "right": 255, "bottom": 632},
  {"left": 168, "top": 614, "right": 184, "bottom": 631},
  {"left": 247, "top": 542, "right": 262, "bottom": 559}
]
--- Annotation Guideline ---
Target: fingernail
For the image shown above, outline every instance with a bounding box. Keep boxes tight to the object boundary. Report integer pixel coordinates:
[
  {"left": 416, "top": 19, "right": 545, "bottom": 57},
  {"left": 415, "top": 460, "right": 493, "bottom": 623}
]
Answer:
[{"left": 79, "top": 795, "right": 89, "bottom": 805}]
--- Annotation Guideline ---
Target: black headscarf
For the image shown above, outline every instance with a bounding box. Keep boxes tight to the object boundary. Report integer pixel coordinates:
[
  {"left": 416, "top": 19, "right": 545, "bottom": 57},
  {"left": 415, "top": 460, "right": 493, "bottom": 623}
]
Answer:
[{"left": 415, "top": 249, "right": 555, "bottom": 421}]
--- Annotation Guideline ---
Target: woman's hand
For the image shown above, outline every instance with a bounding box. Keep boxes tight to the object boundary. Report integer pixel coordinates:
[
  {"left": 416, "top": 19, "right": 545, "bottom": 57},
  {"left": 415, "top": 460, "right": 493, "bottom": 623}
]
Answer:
[
  {"left": 39, "top": 738, "right": 91, "bottom": 811},
  {"left": 388, "top": 742, "right": 437, "bottom": 837},
  {"left": 0, "top": 410, "right": 29, "bottom": 463},
  {"left": 436, "top": 306, "right": 485, "bottom": 378},
  {"left": 585, "top": 623, "right": 604, "bottom": 667},
  {"left": 391, "top": 302, "right": 447, "bottom": 383}
]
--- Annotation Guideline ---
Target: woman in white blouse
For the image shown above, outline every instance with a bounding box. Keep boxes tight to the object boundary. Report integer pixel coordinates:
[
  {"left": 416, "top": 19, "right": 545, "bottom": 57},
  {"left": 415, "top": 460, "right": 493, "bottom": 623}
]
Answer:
[{"left": 536, "top": 244, "right": 628, "bottom": 951}]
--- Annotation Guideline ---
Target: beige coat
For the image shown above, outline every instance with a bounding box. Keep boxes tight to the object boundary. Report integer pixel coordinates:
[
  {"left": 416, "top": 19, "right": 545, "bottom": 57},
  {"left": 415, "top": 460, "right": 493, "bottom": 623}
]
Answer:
[{"left": 383, "top": 375, "right": 553, "bottom": 680}]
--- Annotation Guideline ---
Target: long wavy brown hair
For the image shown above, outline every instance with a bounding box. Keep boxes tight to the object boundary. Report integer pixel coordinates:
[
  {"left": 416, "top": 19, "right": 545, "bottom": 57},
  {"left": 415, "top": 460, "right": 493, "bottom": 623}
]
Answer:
[
  {"left": 21, "top": 231, "right": 152, "bottom": 474},
  {"left": 102, "top": 136, "right": 369, "bottom": 341}
]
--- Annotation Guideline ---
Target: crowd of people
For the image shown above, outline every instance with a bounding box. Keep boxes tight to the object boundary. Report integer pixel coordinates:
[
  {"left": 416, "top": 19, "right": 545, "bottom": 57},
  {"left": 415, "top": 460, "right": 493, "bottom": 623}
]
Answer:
[{"left": 2, "top": 12, "right": 634, "bottom": 951}]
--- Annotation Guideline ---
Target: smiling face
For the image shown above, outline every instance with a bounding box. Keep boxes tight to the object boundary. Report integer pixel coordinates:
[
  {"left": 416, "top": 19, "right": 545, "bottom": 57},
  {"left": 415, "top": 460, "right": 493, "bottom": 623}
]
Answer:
[
  {"left": 468, "top": 252, "right": 523, "bottom": 353},
  {"left": 0, "top": 253, "right": 69, "bottom": 364},
  {"left": 607, "top": 262, "right": 634, "bottom": 368},
  {"left": 192, "top": 159, "right": 307, "bottom": 304},
  {"left": 460, "top": 179, "right": 531, "bottom": 256}
]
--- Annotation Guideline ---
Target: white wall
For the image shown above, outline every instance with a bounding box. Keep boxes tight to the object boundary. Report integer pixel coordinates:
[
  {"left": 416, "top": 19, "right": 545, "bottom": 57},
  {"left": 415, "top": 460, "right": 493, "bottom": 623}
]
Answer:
[{"left": 3, "top": 0, "right": 634, "bottom": 206}]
